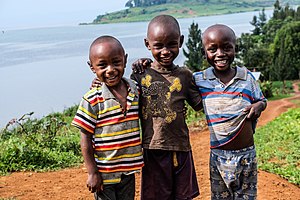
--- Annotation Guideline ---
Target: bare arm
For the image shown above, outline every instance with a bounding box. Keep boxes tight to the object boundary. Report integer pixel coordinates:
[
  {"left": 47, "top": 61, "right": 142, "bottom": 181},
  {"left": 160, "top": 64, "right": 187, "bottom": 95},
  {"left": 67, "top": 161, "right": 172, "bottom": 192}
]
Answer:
[{"left": 80, "top": 130, "right": 103, "bottom": 193}]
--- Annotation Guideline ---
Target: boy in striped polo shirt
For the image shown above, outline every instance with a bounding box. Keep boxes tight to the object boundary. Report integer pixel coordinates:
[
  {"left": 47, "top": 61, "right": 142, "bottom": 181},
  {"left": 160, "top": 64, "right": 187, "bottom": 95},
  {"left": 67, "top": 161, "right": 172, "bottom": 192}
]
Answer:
[
  {"left": 72, "top": 36, "right": 143, "bottom": 200},
  {"left": 193, "top": 24, "right": 267, "bottom": 200}
]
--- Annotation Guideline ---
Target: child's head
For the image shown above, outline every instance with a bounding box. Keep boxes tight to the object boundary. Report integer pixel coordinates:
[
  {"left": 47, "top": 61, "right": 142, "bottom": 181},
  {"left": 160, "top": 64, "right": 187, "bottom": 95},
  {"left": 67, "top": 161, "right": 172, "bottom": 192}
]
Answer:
[
  {"left": 144, "top": 15, "right": 184, "bottom": 69},
  {"left": 202, "top": 24, "right": 237, "bottom": 72},
  {"left": 88, "top": 35, "right": 127, "bottom": 87}
]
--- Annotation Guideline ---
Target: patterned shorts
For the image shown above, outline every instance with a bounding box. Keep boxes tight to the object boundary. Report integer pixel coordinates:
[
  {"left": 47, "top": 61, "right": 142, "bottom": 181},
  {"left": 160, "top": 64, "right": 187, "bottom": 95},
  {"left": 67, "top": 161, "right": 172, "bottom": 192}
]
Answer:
[{"left": 210, "top": 145, "right": 257, "bottom": 200}]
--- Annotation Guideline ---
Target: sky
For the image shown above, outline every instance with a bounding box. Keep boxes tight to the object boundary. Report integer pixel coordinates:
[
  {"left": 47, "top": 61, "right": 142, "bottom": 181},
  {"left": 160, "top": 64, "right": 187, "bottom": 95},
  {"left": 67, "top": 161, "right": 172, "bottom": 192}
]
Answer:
[{"left": 0, "top": 0, "right": 129, "bottom": 30}]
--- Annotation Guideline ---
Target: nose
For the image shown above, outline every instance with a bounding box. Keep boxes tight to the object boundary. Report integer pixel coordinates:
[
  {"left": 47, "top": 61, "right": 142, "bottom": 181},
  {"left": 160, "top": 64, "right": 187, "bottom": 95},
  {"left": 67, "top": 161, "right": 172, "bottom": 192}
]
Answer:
[
  {"left": 106, "top": 65, "right": 115, "bottom": 73},
  {"left": 216, "top": 48, "right": 225, "bottom": 56},
  {"left": 162, "top": 47, "right": 170, "bottom": 54}
]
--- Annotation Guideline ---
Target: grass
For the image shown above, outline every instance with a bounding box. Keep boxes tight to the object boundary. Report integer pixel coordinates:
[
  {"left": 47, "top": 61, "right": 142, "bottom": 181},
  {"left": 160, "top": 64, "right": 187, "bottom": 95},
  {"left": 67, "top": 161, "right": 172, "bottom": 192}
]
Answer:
[
  {"left": 254, "top": 108, "right": 300, "bottom": 185},
  {"left": 87, "top": 1, "right": 276, "bottom": 24},
  {"left": 265, "top": 80, "right": 294, "bottom": 100},
  {"left": 0, "top": 106, "right": 82, "bottom": 175}
]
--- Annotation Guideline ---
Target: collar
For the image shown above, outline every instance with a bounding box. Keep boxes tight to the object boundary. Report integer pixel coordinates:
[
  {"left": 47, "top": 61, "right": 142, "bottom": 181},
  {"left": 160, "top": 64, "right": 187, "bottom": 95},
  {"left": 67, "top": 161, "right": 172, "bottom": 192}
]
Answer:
[
  {"left": 203, "top": 66, "right": 248, "bottom": 81},
  {"left": 101, "top": 77, "right": 138, "bottom": 99}
]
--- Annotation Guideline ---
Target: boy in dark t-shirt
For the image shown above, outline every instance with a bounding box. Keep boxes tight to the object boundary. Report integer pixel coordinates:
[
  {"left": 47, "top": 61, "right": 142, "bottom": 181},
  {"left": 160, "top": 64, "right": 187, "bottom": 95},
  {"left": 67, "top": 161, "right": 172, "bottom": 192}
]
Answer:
[{"left": 131, "top": 15, "right": 202, "bottom": 199}]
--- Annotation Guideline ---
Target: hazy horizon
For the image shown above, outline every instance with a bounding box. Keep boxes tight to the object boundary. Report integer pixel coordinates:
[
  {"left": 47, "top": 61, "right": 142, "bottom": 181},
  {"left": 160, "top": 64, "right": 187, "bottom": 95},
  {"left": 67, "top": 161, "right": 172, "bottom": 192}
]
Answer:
[{"left": 0, "top": 0, "right": 128, "bottom": 30}]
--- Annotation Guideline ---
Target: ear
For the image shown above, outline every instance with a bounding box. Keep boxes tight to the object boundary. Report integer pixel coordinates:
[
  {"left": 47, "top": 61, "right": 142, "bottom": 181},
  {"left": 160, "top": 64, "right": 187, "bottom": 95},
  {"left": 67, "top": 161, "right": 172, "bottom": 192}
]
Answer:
[
  {"left": 124, "top": 53, "right": 128, "bottom": 68},
  {"left": 201, "top": 47, "right": 205, "bottom": 56},
  {"left": 201, "top": 47, "right": 206, "bottom": 59},
  {"left": 235, "top": 45, "right": 239, "bottom": 53},
  {"left": 87, "top": 61, "right": 95, "bottom": 73},
  {"left": 144, "top": 38, "right": 151, "bottom": 50},
  {"left": 179, "top": 35, "right": 184, "bottom": 48}
]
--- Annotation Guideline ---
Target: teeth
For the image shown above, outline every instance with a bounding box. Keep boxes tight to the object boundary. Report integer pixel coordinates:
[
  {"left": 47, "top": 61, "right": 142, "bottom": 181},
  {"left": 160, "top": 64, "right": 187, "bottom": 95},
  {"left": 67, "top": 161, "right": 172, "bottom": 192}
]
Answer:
[
  {"left": 216, "top": 60, "right": 227, "bottom": 64},
  {"left": 107, "top": 76, "right": 116, "bottom": 80}
]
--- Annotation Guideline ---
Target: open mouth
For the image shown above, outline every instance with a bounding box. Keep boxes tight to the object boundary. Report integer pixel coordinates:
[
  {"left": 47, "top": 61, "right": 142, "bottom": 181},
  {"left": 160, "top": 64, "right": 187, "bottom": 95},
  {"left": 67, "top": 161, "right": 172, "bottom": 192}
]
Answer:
[
  {"left": 215, "top": 60, "right": 227, "bottom": 65},
  {"left": 215, "top": 60, "right": 229, "bottom": 68},
  {"left": 107, "top": 76, "right": 117, "bottom": 80},
  {"left": 106, "top": 75, "right": 118, "bottom": 83}
]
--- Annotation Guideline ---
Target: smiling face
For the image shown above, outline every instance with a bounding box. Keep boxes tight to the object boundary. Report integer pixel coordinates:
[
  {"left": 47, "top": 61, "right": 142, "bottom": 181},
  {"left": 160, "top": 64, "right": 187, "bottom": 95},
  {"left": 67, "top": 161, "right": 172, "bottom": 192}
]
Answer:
[
  {"left": 145, "top": 15, "right": 184, "bottom": 69},
  {"left": 89, "top": 37, "right": 127, "bottom": 88},
  {"left": 202, "top": 24, "right": 236, "bottom": 73}
]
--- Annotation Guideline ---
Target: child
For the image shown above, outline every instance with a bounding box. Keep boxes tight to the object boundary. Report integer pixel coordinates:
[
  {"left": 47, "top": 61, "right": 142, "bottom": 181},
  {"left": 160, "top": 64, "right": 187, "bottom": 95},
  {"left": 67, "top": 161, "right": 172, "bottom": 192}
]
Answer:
[
  {"left": 193, "top": 24, "right": 267, "bottom": 200},
  {"left": 72, "top": 35, "right": 144, "bottom": 200},
  {"left": 131, "top": 15, "right": 202, "bottom": 199}
]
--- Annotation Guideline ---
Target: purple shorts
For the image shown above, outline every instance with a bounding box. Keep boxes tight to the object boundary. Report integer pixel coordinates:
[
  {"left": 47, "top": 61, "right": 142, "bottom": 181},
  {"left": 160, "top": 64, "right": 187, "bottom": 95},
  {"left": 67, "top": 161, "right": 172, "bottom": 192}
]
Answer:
[{"left": 141, "top": 149, "right": 200, "bottom": 200}]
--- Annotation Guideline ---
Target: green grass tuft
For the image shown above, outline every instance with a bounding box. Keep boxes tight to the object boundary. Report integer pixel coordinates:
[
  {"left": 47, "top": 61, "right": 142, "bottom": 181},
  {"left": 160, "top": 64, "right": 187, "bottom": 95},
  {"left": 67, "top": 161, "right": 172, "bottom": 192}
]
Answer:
[{"left": 255, "top": 108, "right": 300, "bottom": 185}]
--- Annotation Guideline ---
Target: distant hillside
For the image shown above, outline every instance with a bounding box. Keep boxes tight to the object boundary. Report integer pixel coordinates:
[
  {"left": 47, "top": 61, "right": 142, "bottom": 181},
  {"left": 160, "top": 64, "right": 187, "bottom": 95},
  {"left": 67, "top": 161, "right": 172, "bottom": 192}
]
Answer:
[{"left": 80, "top": 0, "right": 300, "bottom": 25}]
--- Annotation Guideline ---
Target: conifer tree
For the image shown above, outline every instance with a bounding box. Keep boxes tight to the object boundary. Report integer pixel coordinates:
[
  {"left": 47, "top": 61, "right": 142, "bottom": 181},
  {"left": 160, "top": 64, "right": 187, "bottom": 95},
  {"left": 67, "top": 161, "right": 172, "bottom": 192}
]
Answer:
[{"left": 183, "top": 22, "right": 203, "bottom": 72}]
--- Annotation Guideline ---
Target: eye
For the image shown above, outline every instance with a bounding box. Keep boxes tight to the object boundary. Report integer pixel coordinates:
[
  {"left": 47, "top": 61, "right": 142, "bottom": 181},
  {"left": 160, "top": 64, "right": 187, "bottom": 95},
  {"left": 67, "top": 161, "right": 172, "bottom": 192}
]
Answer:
[
  {"left": 153, "top": 43, "right": 164, "bottom": 50},
  {"left": 224, "top": 45, "right": 233, "bottom": 51},
  {"left": 97, "top": 62, "right": 107, "bottom": 69},
  {"left": 167, "top": 41, "right": 178, "bottom": 48},
  {"left": 113, "top": 60, "right": 122, "bottom": 66},
  {"left": 207, "top": 47, "right": 216, "bottom": 53},
  {"left": 222, "top": 43, "right": 234, "bottom": 51}
]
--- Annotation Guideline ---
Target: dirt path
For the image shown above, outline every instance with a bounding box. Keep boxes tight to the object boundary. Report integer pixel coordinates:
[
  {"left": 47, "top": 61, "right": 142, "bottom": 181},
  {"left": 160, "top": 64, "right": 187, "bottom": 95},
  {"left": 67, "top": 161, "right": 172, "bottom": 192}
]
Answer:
[{"left": 1, "top": 82, "right": 300, "bottom": 200}]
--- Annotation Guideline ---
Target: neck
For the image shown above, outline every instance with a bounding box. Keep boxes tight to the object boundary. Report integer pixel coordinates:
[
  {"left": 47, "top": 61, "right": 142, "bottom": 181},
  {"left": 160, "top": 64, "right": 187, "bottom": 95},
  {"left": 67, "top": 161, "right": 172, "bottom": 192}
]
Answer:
[
  {"left": 152, "top": 61, "right": 176, "bottom": 72},
  {"left": 213, "top": 67, "right": 236, "bottom": 85},
  {"left": 108, "top": 79, "right": 125, "bottom": 92}
]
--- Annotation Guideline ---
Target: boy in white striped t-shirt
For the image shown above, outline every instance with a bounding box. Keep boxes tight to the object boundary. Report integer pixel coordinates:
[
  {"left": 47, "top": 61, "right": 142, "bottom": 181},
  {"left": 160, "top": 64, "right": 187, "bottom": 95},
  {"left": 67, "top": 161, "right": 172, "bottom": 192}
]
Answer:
[
  {"left": 72, "top": 35, "right": 143, "bottom": 200},
  {"left": 193, "top": 24, "right": 267, "bottom": 200}
]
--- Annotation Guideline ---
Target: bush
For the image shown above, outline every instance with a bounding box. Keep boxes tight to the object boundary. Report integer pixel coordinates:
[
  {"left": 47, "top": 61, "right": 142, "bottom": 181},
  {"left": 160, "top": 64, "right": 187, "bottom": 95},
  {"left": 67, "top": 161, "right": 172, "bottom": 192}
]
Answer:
[
  {"left": 260, "top": 81, "right": 273, "bottom": 98},
  {"left": 0, "top": 106, "right": 82, "bottom": 175}
]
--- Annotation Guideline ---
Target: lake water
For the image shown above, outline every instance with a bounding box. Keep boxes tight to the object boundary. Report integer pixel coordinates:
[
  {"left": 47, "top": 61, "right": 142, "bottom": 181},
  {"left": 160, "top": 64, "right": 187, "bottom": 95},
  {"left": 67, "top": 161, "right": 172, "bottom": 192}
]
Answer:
[{"left": 0, "top": 10, "right": 273, "bottom": 128}]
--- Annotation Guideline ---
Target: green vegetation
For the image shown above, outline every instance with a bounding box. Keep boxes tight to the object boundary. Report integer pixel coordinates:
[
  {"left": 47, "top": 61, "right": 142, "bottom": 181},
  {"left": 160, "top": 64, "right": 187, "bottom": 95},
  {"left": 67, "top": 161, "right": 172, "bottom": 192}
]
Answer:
[
  {"left": 183, "top": 22, "right": 204, "bottom": 72},
  {"left": 186, "top": 104, "right": 206, "bottom": 126},
  {"left": 86, "top": 0, "right": 278, "bottom": 24},
  {"left": 237, "top": 1, "right": 300, "bottom": 84},
  {"left": 263, "top": 80, "right": 294, "bottom": 100},
  {"left": 0, "top": 106, "right": 81, "bottom": 175},
  {"left": 86, "top": 0, "right": 300, "bottom": 24},
  {"left": 254, "top": 108, "right": 300, "bottom": 185}
]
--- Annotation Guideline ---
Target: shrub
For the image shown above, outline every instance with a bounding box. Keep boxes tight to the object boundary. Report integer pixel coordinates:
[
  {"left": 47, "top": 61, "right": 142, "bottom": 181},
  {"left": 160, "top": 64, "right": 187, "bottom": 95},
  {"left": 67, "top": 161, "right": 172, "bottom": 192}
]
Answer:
[
  {"left": 260, "top": 81, "right": 273, "bottom": 98},
  {"left": 0, "top": 106, "right": 82, "bottom": 175}
]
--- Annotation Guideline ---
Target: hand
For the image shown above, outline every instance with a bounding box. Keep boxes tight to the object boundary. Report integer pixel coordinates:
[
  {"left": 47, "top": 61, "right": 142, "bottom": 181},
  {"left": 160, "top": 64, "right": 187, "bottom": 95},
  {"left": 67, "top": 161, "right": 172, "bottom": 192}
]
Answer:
[
  {"left": 244, "top": 101, "right": 266, "bottom": 120},
  {"left": 131, "top": 58, "right": 153, "bottom": 74},
  {"left": 183, "top": 105, "right": 187, "bottom": 118},
  {"left": 87, "top": 172, "right": 103, "bottom": 193},
  {"left": 90, "top": 78, "right": 102, "bottom": 89}
]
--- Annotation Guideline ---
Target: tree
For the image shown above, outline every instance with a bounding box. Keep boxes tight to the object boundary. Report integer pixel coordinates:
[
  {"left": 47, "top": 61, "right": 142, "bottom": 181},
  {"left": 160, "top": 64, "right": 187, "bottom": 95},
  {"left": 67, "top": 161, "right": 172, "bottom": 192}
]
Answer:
[
  {"left": 236, "top": 33, "right": 271, "bottom": 79},
  {"left": 271, "top": 21, "right": 300, "bottom": 87},
  {"left": 250, "top": 15, "right": 260, "bottom": 35},
  {"left": 273, "top": 0, "right": 282, "bottom": 20},
  {"left": 183, "top": 22, "right": 203, "bottom": 72},
  {"left": 125, "top": 0, "right": 134, "bottom": 7},
  {"left": 258, "top": 8, "right": 267, "bottom": 34},
  {"left": 250, "top": 8, "right": 267, "bottom": 36}
]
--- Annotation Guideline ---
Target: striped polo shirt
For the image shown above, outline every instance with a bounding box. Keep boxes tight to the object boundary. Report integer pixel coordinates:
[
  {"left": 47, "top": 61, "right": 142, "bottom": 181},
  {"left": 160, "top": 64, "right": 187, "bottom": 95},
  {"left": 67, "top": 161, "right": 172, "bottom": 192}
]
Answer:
[
  {"left": 193, "top": 66, "right": 266, "bottom": 148},
  {"left": 72, "top": 77, "right": 144, "bottom": 184}
]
